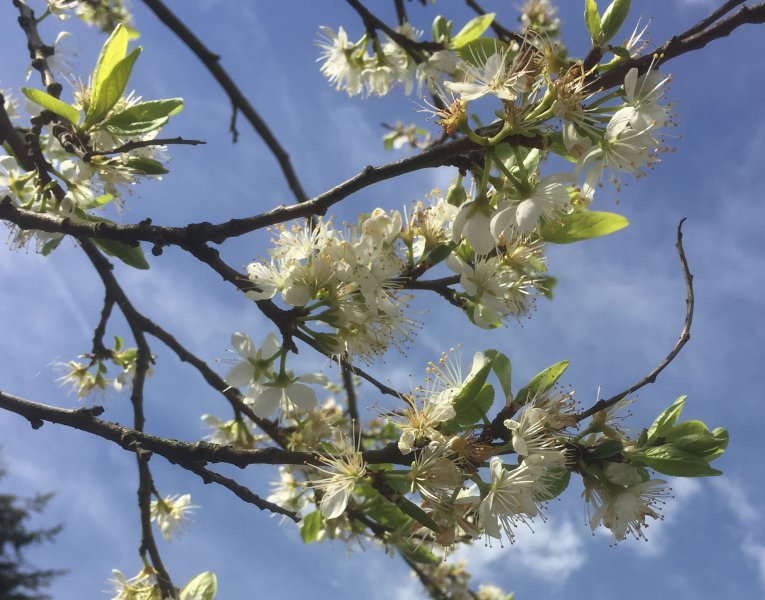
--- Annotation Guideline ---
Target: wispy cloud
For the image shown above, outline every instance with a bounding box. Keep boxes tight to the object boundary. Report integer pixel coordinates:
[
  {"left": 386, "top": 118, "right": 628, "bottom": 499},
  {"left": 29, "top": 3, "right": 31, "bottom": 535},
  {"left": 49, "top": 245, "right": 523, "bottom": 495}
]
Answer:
[{"left": 457, "top": 516, "right": 587, "bottom": 585}]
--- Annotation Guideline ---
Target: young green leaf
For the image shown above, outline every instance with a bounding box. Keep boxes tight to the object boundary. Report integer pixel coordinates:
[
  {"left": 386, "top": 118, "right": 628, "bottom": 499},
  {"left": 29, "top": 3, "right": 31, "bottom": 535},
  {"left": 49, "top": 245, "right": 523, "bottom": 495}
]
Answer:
[
  {"left": 627, "top": 445, "right": 722, "bottom": 477},
  {"left": 540, "top": 210, "right": 629, "bottom": 243},
  {"left": 179, "top": 572, "right": 217, "bottom": 600},
  {"left": 125, "top": 156, "right": 169, "bottom": 175},
  {"left": 103, "top": 98, "right": 183, "bottom": 135},
  {"left": 584, "top": 0, "right": 603, "bottom": 44},
  {"left": 484, "top": 349, "right": 512, "bottom": 403},
  {"left": 514, "top": 361, "right": 569, "bottom": 406},
  {"left": 85, "top": 47, "right": 142, "bottom": 127},
  {"left": 600, "top": 0, "right": 632, "bottom": 44},
  {"left": 453, "top": 383, "right": 495, "bottom": 426},
  {"left": 457, "top": 38, "right": 506, "bottom": 67},
  {"left": 91, "top": 24, "right": 129, "bottom": 96},
  {"left": 20, "top": 88, "right": 80, "bottom": 125},
  {"left": 393, "top": 495, "right": 440, "bottom": 533},
  {"left": 399, "top": 541, "right": 441, "bottom": 565},
  {"left": 647, "top": 396, "right": 686, "bottom": 442},
  {"left": 300, "top": 511, "right": 323, "bottom": 543},
  {"left": 93, "top": 238, "right": 150, "bottom": 270},
  {"left": 451, "top": 13, "right": 495, "bottom": 48}
]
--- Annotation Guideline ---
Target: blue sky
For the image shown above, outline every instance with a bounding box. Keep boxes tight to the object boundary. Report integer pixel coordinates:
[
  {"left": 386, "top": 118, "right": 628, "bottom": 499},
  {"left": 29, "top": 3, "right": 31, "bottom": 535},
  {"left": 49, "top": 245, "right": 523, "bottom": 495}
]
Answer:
[{"left": 1, "top": 1, "right": 764, "bottom": 598}]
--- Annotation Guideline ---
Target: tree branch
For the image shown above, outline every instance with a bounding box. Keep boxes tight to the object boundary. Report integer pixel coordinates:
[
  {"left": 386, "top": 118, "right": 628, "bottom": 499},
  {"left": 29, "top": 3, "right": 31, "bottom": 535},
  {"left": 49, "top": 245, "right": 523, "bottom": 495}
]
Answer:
[
  {"left": 139, "top": 0, "right": 310, "bottom": 204},
  {"left": 177, "top": 460, "right": 300, "bottom": 523},
  {"left": 577, "top": 219, "right": 694, "bottom": 421}
]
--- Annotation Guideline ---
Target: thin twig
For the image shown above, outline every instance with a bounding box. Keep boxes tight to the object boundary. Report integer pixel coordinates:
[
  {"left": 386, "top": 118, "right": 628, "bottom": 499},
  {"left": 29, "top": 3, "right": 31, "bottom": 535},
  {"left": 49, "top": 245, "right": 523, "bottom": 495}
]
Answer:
[
  {"left": 679, "top": 0, "right": 747, "bottom": 39},
  {"left": 91, "top": 293, "right": 115, "bottom": 356},
  {"left": 577, "top": 219, "right": 694, "bottom": 421},
  {"left": 178, "top": 460, "right": 300, "bottom": 522},
  {"left": 140, "top": 0, "right": 310, "bottom": 204},
  {"left": 85, "top": 137, "right": 205, "bottom": 159}
]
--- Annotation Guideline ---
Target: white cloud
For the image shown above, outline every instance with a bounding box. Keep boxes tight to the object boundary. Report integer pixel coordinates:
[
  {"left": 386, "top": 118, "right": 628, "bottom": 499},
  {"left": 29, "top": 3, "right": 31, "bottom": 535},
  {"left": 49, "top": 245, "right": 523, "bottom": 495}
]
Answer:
[
  {"left": 743, "top": 541, "right": 765, "bottom": 590},
  {"left": 630, "top": 477, "right": 701, "bottom": 557},
  {"left": 711, "top": 478, "right": 761, "bottom": 525},
  {"left": 457, "top": 516, "right": 586, "bottom": 585}
]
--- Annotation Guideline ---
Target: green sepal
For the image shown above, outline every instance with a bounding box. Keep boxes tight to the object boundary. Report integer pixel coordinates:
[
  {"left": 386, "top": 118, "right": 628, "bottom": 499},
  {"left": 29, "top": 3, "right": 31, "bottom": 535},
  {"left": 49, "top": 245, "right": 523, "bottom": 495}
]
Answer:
[
  {"left": 125, "top": 156, "right": 169, "bottom": 175},
  {"left": 103, "top": 98, "right": 183, "bottom": 135},
  {"left": 514, "top": 360, "right": 569, "bottom": 406},
  {"left": 539, "top": 210, "right": 628, "bottom": 243},
  {"left": 584, "top": 0, "right": 604, "bottom": 44},
  {"left": 300, "top": 510, "right": 323, "bottom": 543},
  {"left": 85, "top": 47, "right": 142, "bottom": 128},
  {"left": 20, "top": 88, "right": 80, "bottom": 125},
  {"left": 600, "top": 0, "right": 632, "bottom": 44},
  {"left": 451, "top": 13, "right": 495, "bottom": 48},
  {"left": 93, "top": 238, "right": 150, "bottom": 270},
  {"left": 484, "top": 349, "right": 512, "bottom": 403},
  {"left": 179, "top": 571, "right": 217, "bottom": 600}
]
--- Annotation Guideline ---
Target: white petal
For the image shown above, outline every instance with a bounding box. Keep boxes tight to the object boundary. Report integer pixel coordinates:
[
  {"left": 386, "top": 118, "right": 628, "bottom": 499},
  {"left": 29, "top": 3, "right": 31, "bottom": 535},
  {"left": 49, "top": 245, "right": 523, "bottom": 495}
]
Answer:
[
  {"left": 320, "top": 485, "right": 350, "bottom": 519},
  {"left": 285, "top": 383, "right": 318, "bottom": 410},
  {"left": 225, "top": 362, "right": 254, "bottom": 388},
  {"left": 248, "top": 386, "right": 281, "bottom": 418},
  {"left": 231, "top": 332, "right": 253, "bottom": 358}
]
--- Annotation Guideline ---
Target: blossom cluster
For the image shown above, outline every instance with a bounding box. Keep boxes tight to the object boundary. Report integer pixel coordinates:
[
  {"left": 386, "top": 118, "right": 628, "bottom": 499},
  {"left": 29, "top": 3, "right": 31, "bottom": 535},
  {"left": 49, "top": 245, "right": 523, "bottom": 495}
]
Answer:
[{"left": 316, "top": 23, "right": 459, "bottom": 98}]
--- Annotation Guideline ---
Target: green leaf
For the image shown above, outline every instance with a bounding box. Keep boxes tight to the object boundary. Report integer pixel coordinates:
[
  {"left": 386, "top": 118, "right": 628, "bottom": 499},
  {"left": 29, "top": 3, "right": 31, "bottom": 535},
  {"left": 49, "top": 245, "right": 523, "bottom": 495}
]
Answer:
[
  {"left": 103, "top": 98, "right": 184, "bottom": 135},
  {"left": 453, "top": 383, "right": 494, "bottom": 426},
  {"left": 647, "top": 396, "right": 686, "bottom": 442},
  {"left": 609, "top": 45, "right": 631, "bottom": 59},
  {"left": 432, "top": 15, "right": 453, "bottom": 44},
  {"left": 399, "top": 542, "right": 441, "bottom": 565},
  {"left": 125, "top": 156, "right": 169, "bottom": 175},
  {"left": 485, "top": 350, "right": 512, "bottom": 402},
  {"left": 20, "top": 88, "right": 80, "bottom": 124},
  {"left": 451, "top": 13, "right": 495, "bottom": 48},
  {"left": 85, "top": 47, "right": 142, "bottom": 128},
  {"left": 584, "top": 0, "right": 603, "bottom": 44},
  {"left": 422, "top": 242, "right": 455, "bottom": 267},
  {"left": 540, "top": 210, "right": 629, "bottom": 243},
  {"left": 91, "top": 25, "right": 129, "bottom": 96},
  {"left": 627, "top": 445, "right": 722, "bottom": 477},
  {"left": 300, "top": 511, "right": 323, "bottom": 543},
  {"left": 600, "top": 0, "right": 632, "bottom": 44},
  {"left": 457, "top": 38, "right": 507, "bottom": 67},
  {"left": 40, "top": 236, "right": 63, "bottom": 256},
  {"left": 394, "top": 496, "right": 440, "bottom": 533},
  {"left": 93, "top": 238, "right": 150, "bottom": 270},
  {"left": 537, "top": 275, "right": 557, "bottom": 300},
  {"left": 538, "top": 468, "right": 571, "bottom": 500},
  {"left": 180, "top": 571, "right": 217, "bottom": 600},
  {"left": 589, "top": 439, "right": 624, "bottom": 460},
  {"left": 451, "top": 357, "right": 494, "bottom": 425},
  {"left": 514, "top": 360, "right": 569, "bottom": 406},
  {"left": 664, "top": 422, "right": 728, "bottom": 461}
]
